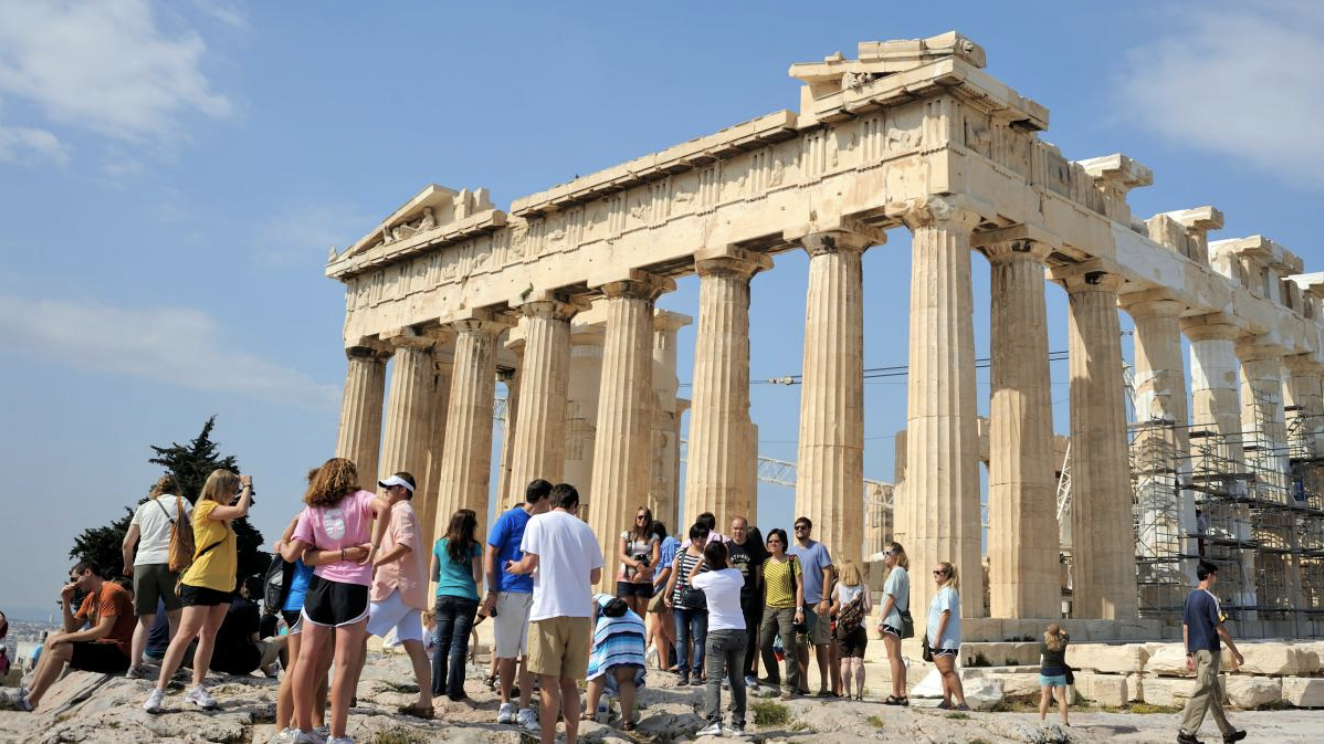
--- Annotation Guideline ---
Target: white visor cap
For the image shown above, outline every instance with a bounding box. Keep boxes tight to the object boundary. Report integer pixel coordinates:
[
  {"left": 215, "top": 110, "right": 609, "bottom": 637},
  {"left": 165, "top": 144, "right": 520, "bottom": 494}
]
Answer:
[{"left": 378, "top": 475, "right": 415, "bottom": 493}]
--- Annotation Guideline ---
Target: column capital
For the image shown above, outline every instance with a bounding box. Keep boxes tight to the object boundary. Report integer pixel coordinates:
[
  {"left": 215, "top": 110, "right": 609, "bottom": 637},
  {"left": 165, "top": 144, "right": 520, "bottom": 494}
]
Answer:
[
  {"left": 694, "top": 245, "right": 773, "bottom": 278},
  {"left": 1180, "top": 313, "right": 1244, "bottom": 341},
  {"left": 797, "top": 229, "right": 876, "bottom": 258},
  {"left": 1284, "top": 354, "right": 1324, "bottom": 375},
  {"left": 345, "top": 344, "right": 391, "bottom": 361},
  {"left": 1235, "top": 337, "right": 1287, "bottom": 362},
  {"left": 1119, "top": 290, "right": 1186, "bottom": 320},
  {"left": 496, "top": 366, "right": 519, "bottom": 383},
  {"left": 898, "top": 195, "right": 983, "bottom": 233},
  {"left": 653, "top": 309, "right": 693, "bottom": 334},
  {"left": 444, "top": 309, "right": 515, "bottom": 338},
  {"left": 1053, "top": 265, "right": 1126, "bottom": 294},
  {"left": 382, "top": 326, "right": 447, "bottom": 350},
  {"left": 594, "top": 269, "right": 675, "bottom": 301},
  {"left": 973, "top": 223, "right": 1061, "bottom": 263},
  {"left": 516, "top": 297, "right": 589, "bottom": 322}
]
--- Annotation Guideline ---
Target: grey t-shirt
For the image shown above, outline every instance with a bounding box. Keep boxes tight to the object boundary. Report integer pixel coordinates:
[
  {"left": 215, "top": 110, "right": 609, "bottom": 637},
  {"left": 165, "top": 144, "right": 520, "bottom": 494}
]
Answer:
[
  {"left": 926, "top": 585, "right": 961, "bottom": 650},
  {"left": 881, "top": 566, "right": 909, "bottom": 629}
]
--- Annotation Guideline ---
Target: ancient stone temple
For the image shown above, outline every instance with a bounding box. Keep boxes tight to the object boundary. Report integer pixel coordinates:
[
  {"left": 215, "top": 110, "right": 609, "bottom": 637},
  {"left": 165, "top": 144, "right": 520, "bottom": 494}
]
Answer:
[{"left": 327, "top": 32, "right": 1324, "bottom": 633}]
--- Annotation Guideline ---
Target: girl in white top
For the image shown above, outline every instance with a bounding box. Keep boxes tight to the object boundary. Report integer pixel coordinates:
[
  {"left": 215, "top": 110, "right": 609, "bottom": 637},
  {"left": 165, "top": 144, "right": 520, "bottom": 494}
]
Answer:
[
  {"left": 121, "top": 474, "right": 191, "bottom": 678},
  {"left": 830, "top": 560, "right": 872, "bottom": 701},
  {"left": 927, "top": 561, "right": 968, "bottom": 710},
  {"left": 691, "top": 541, "right": 748, "bottom": 737},
  {"left": 875, "top": 541, "right": 911, "bottom": 705}
]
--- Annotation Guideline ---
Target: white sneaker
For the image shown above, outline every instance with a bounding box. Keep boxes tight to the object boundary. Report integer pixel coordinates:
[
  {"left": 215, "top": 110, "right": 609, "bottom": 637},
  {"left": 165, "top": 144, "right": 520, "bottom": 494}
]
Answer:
[
  {"left": 271, "top": 728, "right": 298, "bottom": 744},
  {"left": 497, "top": 701, "right": 517, "bottom": 724},
  {"left": 520, "top": 707, "right": 540, "bottom": 732},
  {"left": 327, "top": 737, "right": 354, "bottom": 744},
  {"left": 142, "top": 687, "right": 166, "bottom": 714},
  {"left": 185, "top": 685, "right": 218, "bottom": 710},
  {"left": 125, "top": 665, "right": 146, "bottom": 680},
  {"left": 696, "top": 721, "right": 722, "bottom": 736},
  {"left": 17, "top": 691, "right": 34, "bottom": 713},
  {"left": 292, "top": 732, "right": 325, "bottom": 744},
  {"left": 313, "top": 727, "right": 330, "bottom": 739}
]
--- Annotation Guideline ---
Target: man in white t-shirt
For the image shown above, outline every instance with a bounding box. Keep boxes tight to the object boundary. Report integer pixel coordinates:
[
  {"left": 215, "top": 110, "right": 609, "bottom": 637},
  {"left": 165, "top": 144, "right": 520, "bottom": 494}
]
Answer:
[
  {"left": 121, "top": 481, "right": 191, "bottom": 677},
  {"left": 506, "top": 483, "right": 602, "bottom": 744}
]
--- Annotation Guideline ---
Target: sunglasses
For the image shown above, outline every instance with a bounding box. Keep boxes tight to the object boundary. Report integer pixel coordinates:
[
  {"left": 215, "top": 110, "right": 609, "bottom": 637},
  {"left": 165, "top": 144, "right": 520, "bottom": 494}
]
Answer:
[
  {"left": 635, "top": 515, "right": 648, "bottom": 520},
  {"left": 794, "top": 525, "right": 809, "bottom": 531},
  {"left": 933, "top": 570, "right": 947, "bottom": 576}
]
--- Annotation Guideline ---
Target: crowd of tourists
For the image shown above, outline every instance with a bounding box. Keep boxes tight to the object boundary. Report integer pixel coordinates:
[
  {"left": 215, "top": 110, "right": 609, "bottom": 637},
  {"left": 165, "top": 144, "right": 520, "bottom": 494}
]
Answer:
[{"left": 8, "top": 460, "right": 1249, "bottom": 744}]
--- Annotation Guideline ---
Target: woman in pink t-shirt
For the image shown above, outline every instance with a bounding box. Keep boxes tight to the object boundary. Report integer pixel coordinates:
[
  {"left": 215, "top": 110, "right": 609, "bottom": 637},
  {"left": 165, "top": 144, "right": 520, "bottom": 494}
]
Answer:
[{"left": 286, "top": 458, "right": 391, "bottom": 744}]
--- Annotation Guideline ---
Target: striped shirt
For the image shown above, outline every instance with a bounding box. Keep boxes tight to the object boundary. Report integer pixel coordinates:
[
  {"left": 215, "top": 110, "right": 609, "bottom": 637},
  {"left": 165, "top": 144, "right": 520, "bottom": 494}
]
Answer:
[
  {"left": 587, "top": 599, "right": 647, "bottom": 681},
  {"left": 672, "top": 551, "right": 709, "bottom": 608},
  {"left": 763, "top": 556, "right": 802, "bottom": 609}
]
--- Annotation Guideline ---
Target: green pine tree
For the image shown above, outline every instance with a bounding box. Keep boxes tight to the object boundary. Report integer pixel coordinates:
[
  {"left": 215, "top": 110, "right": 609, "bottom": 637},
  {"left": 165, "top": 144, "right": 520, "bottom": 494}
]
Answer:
[{"left": 69, "top": 416, "right": 267, "bottom": 585}]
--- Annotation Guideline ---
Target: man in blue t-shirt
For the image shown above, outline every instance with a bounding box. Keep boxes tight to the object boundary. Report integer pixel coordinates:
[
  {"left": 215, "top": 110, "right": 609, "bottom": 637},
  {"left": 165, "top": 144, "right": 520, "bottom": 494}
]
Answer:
[
  {"left": 484, "top": 479, "right": 551, "bottom": 728},
  {"left": 1178, "top": 560, "right": 1246, "bottom": 744},
  {"left": 788, "top": 516, "right": 834, "bottom": 696}
]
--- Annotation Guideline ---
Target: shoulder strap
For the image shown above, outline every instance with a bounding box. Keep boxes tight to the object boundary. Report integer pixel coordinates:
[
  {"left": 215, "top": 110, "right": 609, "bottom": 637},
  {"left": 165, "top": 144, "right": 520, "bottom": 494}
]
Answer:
[{"left": 152, "top": 497, "right": 174, "bottom": 524}]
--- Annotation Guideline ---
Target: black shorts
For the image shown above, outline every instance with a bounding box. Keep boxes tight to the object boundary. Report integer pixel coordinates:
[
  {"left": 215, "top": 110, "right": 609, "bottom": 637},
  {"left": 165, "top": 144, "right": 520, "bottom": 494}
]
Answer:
[
  {"left": 70, "top": 641, "right": 131, "bottom": 673},
  {"left": 837, "top": 626, "right": 868, "bottom": 658},
  {"left": 302, "top": 575, "right": 369, "bottom": 628},
  {"left": 616, "top": 581, "right": 654, "bottom": 598},
  {"left": 881, "top": 624, "right": 902, "bottom": 637},
  {"left": 179, "top": 583, "right": 232, "bottom": 607},
  {"left": 933, "top": 647, "right": 958, "bottom": 658}
]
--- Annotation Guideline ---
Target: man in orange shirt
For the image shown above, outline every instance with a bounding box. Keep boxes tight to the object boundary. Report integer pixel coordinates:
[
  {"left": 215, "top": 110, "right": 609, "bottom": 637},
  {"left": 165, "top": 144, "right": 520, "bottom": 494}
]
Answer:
[{"left": 21, "top": 561, "right": 136, "bottom": 711}]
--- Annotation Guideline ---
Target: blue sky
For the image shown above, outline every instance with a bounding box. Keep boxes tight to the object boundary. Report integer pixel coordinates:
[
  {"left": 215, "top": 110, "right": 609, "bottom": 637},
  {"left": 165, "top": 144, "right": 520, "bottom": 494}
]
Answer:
[{"left": 1, "top": 1, "right": 1321, "bottom": 618}]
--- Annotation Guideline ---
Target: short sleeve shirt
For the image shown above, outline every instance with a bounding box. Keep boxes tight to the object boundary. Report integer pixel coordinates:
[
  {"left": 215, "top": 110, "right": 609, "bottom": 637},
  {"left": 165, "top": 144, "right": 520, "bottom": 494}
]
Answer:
[
  {"left": 926, "top": 585, "right": 962, "bottom": 650},
  {"left": 182, "top": 499, "right": 237, "bottom": 593},
  {"left": 729, "top": 539, "right": 769, "bottom": 603},
  {"left": 1184, "top": 588, "right": 1223, "bottom": 652},
  {"left": 762, "top": 556, "right": 802, "bottom": 609},
  {"left": 488, "top": 507, "right": 533, "bottom": 594},
  {"left": 75, "top": 582, "right": 135, "bottom": 656},
  {"left": 618, "top": 532, "right": 660, "bottom": 582},
  {"left": 292, "top": 490, "right": 376, "bottom": 586},
  {"left": 371, "top": 500, "right": 428, "bottom": 609},
  {"left": 787, "top": 540, "right": 832, "bottom": 604},
  {"left": 692, "top": 568, "right": 746, "bottom": 631},
  {"left": 521, "top": 510, "right": 604, "bottom": 621},
  {"left": 434, "top": 538, "right": 482, "bottom": 600},
  {"left": 653, "top": 536, "right": 680, "bottom": 587},
  {"left": 881, "top": 566, "right": 910, "bottom": 629},
  {"left": 130, "top": 495, "right": 190, "bottom": 566}
]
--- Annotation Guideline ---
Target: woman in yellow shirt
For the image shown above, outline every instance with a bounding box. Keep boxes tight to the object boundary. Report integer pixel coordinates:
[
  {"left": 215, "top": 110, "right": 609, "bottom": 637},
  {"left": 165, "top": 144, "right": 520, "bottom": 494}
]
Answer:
[{"left": 143, "top": 469, "right": 254, "bottom": 714}]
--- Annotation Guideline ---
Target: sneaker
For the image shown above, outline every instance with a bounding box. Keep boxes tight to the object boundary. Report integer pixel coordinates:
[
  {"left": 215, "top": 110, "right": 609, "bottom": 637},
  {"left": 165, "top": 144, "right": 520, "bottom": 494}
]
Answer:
[
  {"left": 1176, "top": 734, "right": 1203, "bottom": 744},
  {"left": 185, "top": 685, "right": 218, "bottom": 710},
  {"left": 730, "top": 723, "right": 750, "bottom": 738},
  {"left": 292, "top": 733, "right": 326, "bottom": 744},
  {"left": 327, "top": 737, "right": 354, "bottom": 744},
  {"left": 17, "top": 692, "right": 34, "bottom": 713},
  {"left": 722, "top": 677, "right": 730, "bottom": 690},
  {"left": 497, "top": 701, "right": 517, "bottom": 724},
  {"left": 484, "top": 674, "right": 498, "bottom": 692},
  {"left": 1223, "top": 733, "right": 1247, "bottom": 744},
  {"left": 779, "top": 689, "right": 793, "bottom": 701},
  {"left": 125, "top": 665, "right": 146, "bottom": 680},
  {"left": 677, "top": 673, "right": 689, "bottom": 687},
  {"left": 272, "top": 729, "right": 302, "bottom": 744},
  {"left": 521, "top": 708, "right": 540, "bottom": 732},
  {"left": 696, "top": 722, "right": 722, "bottom": 737},
  {"left": 744, "top": 674, "right": 758, "bottom": 690},
  {"left": 954, "top": 703, "right": 972, "bottom": 712},
  {"left": 313, "top": 727, "right": 330, "bottom": 740},
  {"left": 142, "top": 688, "right": 166, "bottom": 714}
]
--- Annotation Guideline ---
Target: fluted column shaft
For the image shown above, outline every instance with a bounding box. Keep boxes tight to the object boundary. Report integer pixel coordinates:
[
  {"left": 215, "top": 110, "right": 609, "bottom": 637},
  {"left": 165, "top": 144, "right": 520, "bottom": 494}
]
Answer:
[
  {"left": 380, "top": 340, "right": 437, "bottom": 481},
  {"left": 508, "top": 300, "right": 580, "bottom": 498},
  {"left": 1238, "top": 346, "right": 1288, "bottom": 473},
  {"left": 435, "top": 316, "right": 509, "bottom": 541},
  {"left": 902, "top": 201, "right": 982, "bottom": 620},
  {"left": 336, "top": 347, "right": 389, "bottom": 489},
  {"left": 1063, "top": 269, "right": 1136, "bottom": 619},
  {"left": 565, "top": 334, "right": 604, "bottom": 507},
  {"left": 418, "top": 359, "right": 452, "bottom": 551},
  {"left": 985, "top": 238, "right": 1058, "bottom": 618},
  {"left": 687, "top": 249, "right": 769, "bottom": 531},
  {"left": 651, "top": 311, "right": 691, "bottom": 529},
  {"left": 1285, "top": 356, "right": 1324, "bottom": 457},
  {"left": 589, "top": 275, "right": 673, "bottom": 586},
  {"left": 494, "top": 367, "right": 520, "bottom": 508}
]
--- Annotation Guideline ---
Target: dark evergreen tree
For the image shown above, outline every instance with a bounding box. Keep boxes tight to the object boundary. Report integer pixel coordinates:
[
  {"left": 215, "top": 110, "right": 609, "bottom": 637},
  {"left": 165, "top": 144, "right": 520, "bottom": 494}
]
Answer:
[{"left": 69, "top": 416, "right": 266, "bottom": 585}]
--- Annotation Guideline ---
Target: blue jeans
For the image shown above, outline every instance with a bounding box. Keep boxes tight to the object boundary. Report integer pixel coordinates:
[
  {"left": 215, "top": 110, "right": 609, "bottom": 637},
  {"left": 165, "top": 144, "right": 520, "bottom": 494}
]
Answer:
[
  {"left": 674, "top": 606, "right": 708, "bottom": 676},
  {"left": 432, "top": 594, "right": 478, "bottom": 699}
]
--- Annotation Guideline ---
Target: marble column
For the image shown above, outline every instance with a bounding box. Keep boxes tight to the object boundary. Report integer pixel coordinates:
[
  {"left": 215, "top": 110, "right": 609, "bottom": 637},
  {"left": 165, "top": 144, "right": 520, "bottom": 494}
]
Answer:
[
  {"left": 417, "top": 356, "right": 453, "bottom": 551},
  {"left": 507, "top": 299, "right": 581, "bottom": 499},
  {"left": 1123, "top": 295, "right": 1197, "bottom": 588},
  {"left": 589, "top": 273, "right": 674, "bottom": 586},
  {"left": 1061, "top": 268, "right": 1136, "bottom": 619},
  {"left": 336, "top": 346, "right": 389, "bottom": 489},
  {"left": 434, "top": 313, "right": 510, "bottom": 541},
  {"left": 673, "top": 397, "right": 690, "bottom": 529},
  {"left": 983, "top": 235, "right": 1058, "bottom": 618},
  {"left": 1284, "top": 355, "right": 1324, "bottom": 458},
  {"left": 564, "top": 325, "right": 604, "bottom": 508},
  {"left": 1239, "top": 341, "right": 1290, "bottom": 614},
  {"left": 379, "top": 333, "right": 438, "bottom": 482},
  {"left": 688, "top": 248, "right": 770, "bottom": 532},
  {"left": 494, "top": 365, "right": 520, "bottom": 510},
  {"left": 901, "top": 199, "right": 983, "bottom": 620},
  {"left": 651, "top": 310, "right": 691, "bottom": 529}
]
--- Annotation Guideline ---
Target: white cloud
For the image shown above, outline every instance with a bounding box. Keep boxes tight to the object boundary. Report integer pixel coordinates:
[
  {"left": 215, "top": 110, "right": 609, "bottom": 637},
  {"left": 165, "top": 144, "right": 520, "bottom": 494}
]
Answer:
[
  {"left": 0, "top": 124, "right": 69, "bottom": 165},
  {"left": 0, "top": 0, "right": 231, "bottom": 143},
  {"left": 0, "top": 293, "right": 339, "bottom": 410},
  {"left": 255, "top": 206, "right": 372, "bottom": 267},
  {"left": 1114, "top": 1, "right": 1324, "bottom": 186}
]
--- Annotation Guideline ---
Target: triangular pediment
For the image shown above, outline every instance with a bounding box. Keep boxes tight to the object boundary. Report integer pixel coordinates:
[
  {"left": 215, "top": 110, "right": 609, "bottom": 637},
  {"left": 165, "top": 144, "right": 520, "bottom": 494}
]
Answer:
[{"left": 335, "top": 184, "right": 496, "bottom": 262}]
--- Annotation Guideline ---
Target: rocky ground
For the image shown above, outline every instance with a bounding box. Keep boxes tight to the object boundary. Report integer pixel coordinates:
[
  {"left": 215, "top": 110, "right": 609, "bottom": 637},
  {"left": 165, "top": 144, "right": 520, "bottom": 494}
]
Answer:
[{"left": 1, "top": 650, "right": 1321, "bottom": 743}]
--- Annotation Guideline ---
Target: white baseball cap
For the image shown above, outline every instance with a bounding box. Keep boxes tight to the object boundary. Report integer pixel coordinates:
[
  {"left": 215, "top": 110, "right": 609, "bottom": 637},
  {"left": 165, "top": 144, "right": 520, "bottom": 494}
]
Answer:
[{"left": 378, "top": 474, "right": 415, "bottom": 493}]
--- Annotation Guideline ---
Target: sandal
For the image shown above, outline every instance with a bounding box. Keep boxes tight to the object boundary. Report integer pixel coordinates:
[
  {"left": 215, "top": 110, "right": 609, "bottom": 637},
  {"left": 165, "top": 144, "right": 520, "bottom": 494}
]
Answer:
[
  {"left": 398, "top": 702, "right": 435, "bottom": 719},
  {"left": 884, "top": 695, "right": 906, "bottom": 706}
]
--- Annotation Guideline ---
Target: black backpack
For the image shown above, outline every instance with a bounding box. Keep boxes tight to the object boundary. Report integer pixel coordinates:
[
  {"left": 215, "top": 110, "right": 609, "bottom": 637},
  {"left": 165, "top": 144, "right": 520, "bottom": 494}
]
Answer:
[{"left": 263, "top": 553, "right": 295, "bottom": 611}]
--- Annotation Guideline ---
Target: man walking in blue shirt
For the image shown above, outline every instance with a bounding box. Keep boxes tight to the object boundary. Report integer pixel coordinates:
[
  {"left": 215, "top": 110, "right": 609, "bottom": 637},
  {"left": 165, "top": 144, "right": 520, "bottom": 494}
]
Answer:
[{"left": 1178, "top": 560, "right": 1246, "bottom": 744}]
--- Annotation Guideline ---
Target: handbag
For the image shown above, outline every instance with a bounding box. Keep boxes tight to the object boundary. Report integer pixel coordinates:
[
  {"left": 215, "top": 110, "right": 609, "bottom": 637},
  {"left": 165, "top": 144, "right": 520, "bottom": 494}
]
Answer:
[
  {"left": 679, "top": 584, "right": 707, "bottom": 610},
  {"left": 1065, "top": 666, "right": 1075, "bottom": 685},
  {"left": 921, "top": 632, "right": 934, "bottom": 662},
  {"left": 899, "top": 608, "right": 915, "bottom": 639},
  {"left": 166, "top": 495, "right": 196, "bottom": 574}
]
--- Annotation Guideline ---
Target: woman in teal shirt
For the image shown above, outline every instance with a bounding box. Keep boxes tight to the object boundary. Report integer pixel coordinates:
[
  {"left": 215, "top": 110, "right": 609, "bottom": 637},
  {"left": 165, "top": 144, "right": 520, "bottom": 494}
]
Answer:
[{"left": 430, "top": 508, "right": 483, "bottom": 701}]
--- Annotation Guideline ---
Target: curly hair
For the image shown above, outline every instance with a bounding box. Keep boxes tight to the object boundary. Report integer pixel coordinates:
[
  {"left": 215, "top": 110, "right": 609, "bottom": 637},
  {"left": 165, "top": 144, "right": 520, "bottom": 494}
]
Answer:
[
  {"left": 304, "top": 458, "right": 360, "bottom": 508},
  {"left": 148, "top": 474, "right": 180, "bottom": 500}
]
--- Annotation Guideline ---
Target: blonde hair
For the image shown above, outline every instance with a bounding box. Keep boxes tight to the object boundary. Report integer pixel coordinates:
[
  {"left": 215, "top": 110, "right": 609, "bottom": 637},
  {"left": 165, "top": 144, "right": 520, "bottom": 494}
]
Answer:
[
  {"left": 937, "top": 561, "right": 960, "bottom": 591},
  {"left": 199, "top": 469, "right": 240, "bottom": 504},
  {"left": 148, "top": 474, "right": 180, "bottom": 500},
  {"left": 887, "top": 541, "right": 910, "bottom": 570},
  {"left": 304, "top": 458, "right": 360, "bottom": 508},
  {"left": 839, "top": 560, "right": 863, "bottom": 587},
  {"left": 1044, "top": 622, "right": 1068, "bottom": 652}
]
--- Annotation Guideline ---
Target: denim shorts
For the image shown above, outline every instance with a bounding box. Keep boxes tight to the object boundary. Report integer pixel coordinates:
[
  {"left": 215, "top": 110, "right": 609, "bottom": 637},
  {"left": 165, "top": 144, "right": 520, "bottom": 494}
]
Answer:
[{"left": 1039, "top": 673, "right": 1069, "bottom": 687}]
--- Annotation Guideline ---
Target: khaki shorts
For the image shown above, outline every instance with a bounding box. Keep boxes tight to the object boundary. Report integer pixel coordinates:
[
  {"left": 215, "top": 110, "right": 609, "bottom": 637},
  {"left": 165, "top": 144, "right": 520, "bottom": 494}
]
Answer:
[
  {"left": 133, "top": 563, "right": 181, "bottom": 615},
  {"left": 647, "top": 590, "right": 669, "bottom": 614},
  {"left": 493, "top": 591, "right": 534, "bottom": 659},
  {"left": 527, "top": 616, "right": 591, "bottom": 680},
  {"left": 799, "top": 607, "right": 832, "bottom": 646}
]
